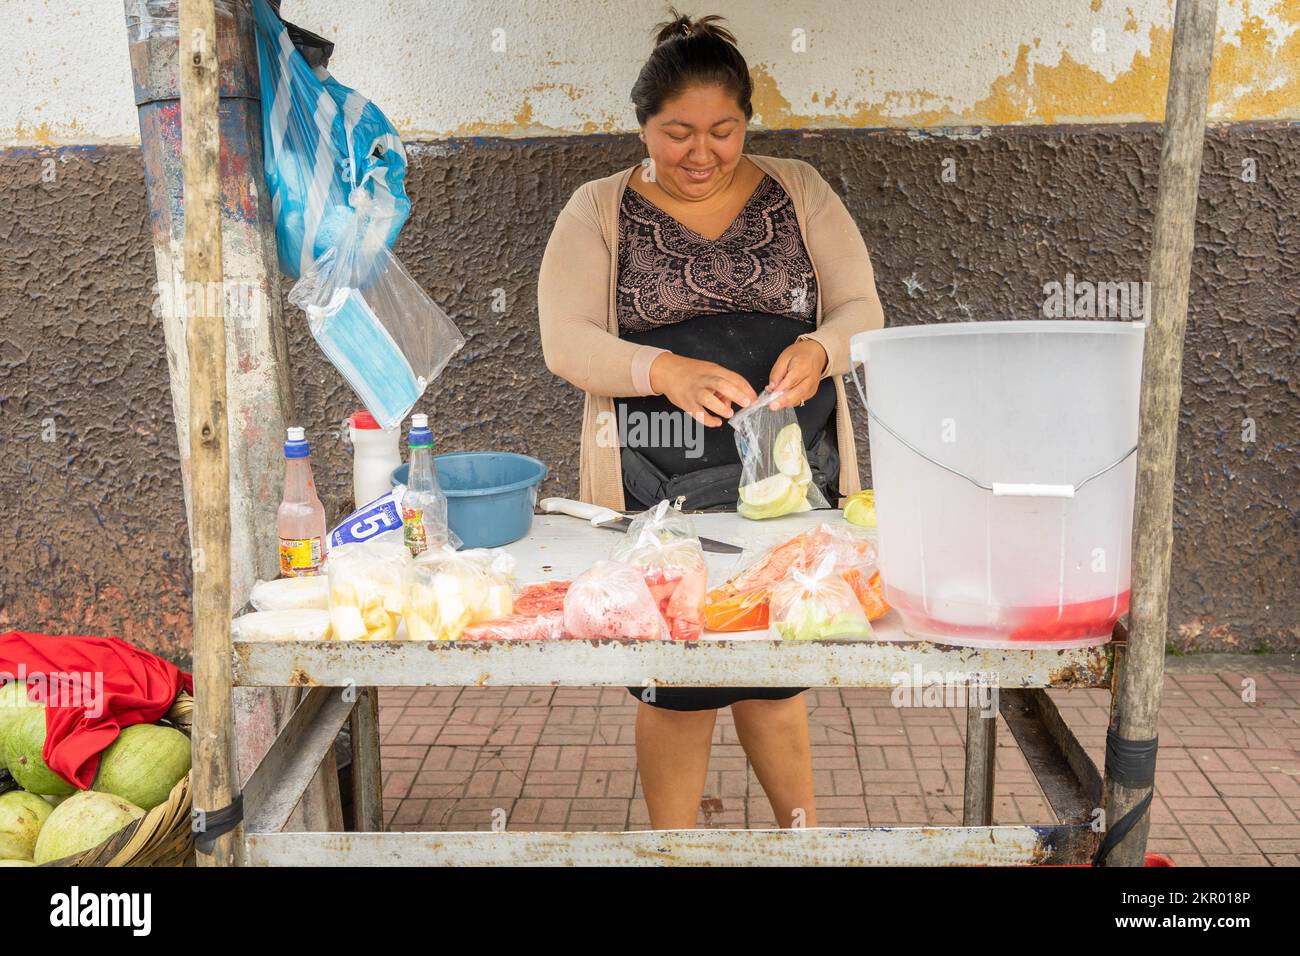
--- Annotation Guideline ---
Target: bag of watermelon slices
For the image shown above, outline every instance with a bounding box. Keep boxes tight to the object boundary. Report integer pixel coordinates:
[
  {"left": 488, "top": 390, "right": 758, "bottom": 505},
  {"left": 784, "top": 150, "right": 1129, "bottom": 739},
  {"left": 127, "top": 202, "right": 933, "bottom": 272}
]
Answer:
[
  {"left": 563, "top": 561, "right": 668, "bottom": 641},
  {"left": 611, "top": 500, "right": 708, "bottom": 641}
]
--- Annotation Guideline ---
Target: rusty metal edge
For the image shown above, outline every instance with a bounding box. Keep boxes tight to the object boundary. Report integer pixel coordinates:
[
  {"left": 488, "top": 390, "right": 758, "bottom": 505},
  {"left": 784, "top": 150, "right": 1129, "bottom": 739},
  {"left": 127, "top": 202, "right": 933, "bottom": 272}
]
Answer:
[
  {"left": 231, "top": 636, "right": 1115, "bottom": 690},
  {"left": 244, "top": 824, "right": 1088, "bottom": 867}
]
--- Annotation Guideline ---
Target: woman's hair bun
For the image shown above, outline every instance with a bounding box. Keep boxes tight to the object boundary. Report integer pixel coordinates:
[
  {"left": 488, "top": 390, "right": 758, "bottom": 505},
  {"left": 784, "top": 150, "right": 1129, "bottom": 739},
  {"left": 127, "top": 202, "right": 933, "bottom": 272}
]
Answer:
[
  {"left": 653, "top": 8, "right": 738, "bottom": 48},
  {"left": 632, "top": 8, "right": 751, "bottom": 125}
]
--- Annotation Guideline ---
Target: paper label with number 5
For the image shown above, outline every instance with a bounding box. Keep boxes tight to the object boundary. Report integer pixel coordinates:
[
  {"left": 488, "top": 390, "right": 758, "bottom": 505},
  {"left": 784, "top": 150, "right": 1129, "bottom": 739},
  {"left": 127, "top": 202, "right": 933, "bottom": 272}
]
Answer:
[{"left": 328, "top": 488, "right": 405, "bottom": 548}]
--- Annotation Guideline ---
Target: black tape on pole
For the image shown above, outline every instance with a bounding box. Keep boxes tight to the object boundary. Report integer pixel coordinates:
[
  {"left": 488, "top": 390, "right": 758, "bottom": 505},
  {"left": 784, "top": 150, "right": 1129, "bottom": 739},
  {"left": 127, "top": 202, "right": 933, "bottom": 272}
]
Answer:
[
  {"left": 193, "top": 794, "right": 245, "bottom": 855},
  {"left": 1105, "top": 729, "right": 1159, "bottom": 788},
  {"left": 1093, "top": 729, "right": 1160, "bottom": 865}
]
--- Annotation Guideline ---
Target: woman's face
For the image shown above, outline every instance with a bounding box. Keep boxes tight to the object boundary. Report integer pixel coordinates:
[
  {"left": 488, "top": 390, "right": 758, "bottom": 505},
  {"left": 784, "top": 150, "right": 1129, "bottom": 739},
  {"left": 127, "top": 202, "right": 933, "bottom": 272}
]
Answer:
[{"left": 641, "top": 84, "right": 747, "bottom": 199}]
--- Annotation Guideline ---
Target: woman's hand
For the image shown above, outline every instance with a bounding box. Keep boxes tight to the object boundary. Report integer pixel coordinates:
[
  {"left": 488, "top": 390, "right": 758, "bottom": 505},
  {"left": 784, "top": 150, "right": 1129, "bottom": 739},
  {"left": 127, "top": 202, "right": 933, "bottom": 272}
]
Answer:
[
  {"left": 649, "top": 353, "right": 757, "bottom": 427},
  {"left": 768, "top": 339, "right": 829, "bottom": 410}
]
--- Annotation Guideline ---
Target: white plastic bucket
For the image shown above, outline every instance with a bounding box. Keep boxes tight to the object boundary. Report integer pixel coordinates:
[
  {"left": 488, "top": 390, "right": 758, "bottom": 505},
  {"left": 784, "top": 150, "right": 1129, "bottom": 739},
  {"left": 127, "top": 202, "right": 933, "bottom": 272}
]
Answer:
[{"left": 850, "top": 320, "right": 1145, "bottom": 649}]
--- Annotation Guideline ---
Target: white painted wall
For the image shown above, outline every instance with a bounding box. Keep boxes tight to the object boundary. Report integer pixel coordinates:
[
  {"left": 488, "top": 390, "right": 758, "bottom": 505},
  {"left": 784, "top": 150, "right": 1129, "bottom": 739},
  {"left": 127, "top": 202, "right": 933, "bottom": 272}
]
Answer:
[{"left": 2, "top": 0, "right": 1296, "bottom": 146}]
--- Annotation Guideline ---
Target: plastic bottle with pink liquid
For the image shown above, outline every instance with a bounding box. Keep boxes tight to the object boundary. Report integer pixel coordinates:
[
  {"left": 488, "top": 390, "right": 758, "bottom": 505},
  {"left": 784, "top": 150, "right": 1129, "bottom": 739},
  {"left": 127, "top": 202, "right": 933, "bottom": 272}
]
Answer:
[{"left": 277, "top": 427, "right": 328, "bottom": 577}]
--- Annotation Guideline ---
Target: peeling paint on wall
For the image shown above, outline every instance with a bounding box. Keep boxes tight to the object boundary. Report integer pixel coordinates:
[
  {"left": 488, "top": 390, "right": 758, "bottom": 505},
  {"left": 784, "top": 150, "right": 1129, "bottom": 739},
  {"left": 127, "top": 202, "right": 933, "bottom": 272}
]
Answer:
[{"left": 2, "top": 0, "right": 1298, "bottom": 146}]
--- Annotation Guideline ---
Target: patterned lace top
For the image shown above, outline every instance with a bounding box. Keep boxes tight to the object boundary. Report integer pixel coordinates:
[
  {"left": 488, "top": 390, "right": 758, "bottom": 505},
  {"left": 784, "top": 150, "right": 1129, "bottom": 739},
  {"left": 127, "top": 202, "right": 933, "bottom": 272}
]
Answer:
[{"left": 616, "top": 173, "right": 819, "bottom": 334}]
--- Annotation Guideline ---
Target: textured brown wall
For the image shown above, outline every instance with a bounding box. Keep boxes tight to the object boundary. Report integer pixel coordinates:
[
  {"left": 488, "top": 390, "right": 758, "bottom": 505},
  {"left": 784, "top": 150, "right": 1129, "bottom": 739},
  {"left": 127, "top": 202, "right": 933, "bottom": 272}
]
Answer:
[{"left": 1, "top": 124, "right": 1295, "bottom": 663}]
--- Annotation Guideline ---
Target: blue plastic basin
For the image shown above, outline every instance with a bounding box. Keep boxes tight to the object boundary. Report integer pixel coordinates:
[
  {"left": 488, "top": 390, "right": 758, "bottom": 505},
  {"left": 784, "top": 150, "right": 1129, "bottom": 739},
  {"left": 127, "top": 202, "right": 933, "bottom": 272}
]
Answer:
[{"left": 391, "top": 452, "right": 547, "bottom": 549}]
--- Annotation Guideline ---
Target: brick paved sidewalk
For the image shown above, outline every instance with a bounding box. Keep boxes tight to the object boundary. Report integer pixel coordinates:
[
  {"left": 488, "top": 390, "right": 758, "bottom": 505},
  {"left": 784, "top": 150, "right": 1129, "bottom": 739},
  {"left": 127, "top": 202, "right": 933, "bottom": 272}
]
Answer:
[{"left": 377, "top": 664, "right": 1300, "bottom": 865}]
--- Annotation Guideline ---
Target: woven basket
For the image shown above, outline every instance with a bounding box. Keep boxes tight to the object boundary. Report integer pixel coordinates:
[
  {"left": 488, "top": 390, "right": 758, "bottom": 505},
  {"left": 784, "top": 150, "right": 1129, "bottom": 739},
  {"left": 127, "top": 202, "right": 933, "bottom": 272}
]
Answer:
[{"left": 41, "top": 692, "right": 194, "bottom": 867}]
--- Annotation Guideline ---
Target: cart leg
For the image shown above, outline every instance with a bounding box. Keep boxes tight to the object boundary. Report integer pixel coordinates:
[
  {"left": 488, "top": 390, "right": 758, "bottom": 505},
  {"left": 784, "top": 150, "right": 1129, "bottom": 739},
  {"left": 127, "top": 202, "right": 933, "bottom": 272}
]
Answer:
[
  {"left": 963, "top": 701, "right": 997, "bottom": 826},
  {"left": 350, "top": 687, "right": 384, "bottom": 832}
]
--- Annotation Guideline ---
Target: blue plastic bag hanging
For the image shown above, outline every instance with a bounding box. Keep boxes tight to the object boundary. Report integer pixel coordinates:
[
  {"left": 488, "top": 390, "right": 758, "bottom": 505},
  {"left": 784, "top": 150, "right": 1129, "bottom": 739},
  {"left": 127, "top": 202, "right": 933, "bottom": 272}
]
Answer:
[
  {"left": 252, "top": 0, "right": 409, "bottom": 279},
  {"left": 255, "top": 0, "right": 464, "bottom": 427}
]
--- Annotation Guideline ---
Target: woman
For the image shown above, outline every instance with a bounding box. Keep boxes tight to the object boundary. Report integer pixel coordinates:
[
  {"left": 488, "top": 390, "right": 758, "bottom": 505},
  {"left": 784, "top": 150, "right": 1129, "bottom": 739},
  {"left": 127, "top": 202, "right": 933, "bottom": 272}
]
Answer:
[{"left": 538, "top": 10, "right": 884, "bottom": 830}]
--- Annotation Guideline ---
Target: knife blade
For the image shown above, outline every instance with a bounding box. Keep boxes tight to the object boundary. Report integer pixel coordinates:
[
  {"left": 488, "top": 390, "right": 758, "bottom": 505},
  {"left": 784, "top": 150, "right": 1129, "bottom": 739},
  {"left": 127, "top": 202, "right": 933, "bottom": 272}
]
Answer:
[{"left": 538, "top": 497, "right": 743, "bottom": 554}]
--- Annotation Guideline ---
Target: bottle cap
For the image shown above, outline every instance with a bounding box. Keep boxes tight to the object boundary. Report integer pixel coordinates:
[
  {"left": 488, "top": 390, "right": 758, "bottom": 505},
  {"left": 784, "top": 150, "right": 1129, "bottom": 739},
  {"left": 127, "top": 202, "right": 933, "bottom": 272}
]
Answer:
[
  {"left": 349, "top": 410, "right": 381, "bottom": 430},
  {"left": 285, "top": 427, "right": 310, "bottom": 459},
  {"left": 408, "top": 413, "right": 432, "bottom": 449}
]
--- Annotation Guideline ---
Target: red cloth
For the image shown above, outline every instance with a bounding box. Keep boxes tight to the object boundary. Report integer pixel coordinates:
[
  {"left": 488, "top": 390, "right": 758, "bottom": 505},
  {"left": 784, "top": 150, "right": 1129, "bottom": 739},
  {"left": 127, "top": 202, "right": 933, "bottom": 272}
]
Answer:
[{"left": 0, "top": 632, "right": 193, "bottom": 789}]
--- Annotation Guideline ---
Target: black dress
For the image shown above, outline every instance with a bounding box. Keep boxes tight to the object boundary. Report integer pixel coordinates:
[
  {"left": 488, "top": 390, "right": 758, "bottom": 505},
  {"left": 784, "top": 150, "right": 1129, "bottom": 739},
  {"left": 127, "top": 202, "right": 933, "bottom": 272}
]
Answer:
[{"left": 612, "top": 172, "right": 836, "bottom": 712}]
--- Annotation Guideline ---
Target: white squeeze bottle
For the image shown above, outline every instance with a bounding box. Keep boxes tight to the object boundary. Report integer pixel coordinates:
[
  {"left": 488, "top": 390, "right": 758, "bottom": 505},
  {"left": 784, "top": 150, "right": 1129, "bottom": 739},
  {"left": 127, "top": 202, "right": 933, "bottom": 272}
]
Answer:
[
  {"left": 277, "top": 427, "right": 328, "bottom": 577},
  {"left": 348, "top": 409, "right": 402, "bottom": 508},
  {"left": 401, "top": 413, "right": 449, "bottom": 557}
]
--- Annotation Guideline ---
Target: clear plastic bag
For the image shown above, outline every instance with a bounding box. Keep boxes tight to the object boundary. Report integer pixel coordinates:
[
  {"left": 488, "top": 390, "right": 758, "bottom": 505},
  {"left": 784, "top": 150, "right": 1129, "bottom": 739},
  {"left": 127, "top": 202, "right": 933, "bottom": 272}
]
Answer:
[
  {"left": 462, "top": 576, "right": 567, "bottom": 641},
  {"left": 612, "top": 500, "right": 708, "bottom": 641},
  {"left": 235, "top": 609, "right": 332, "bottom": 642},
  {"left": 804, "top": 523, "right": 877, "bottom": 575},
  {"left": 404, "top": 548, "right": 516, "bottom": 642},
  {"left": 802, "top": 524, "right": 890, "bottom": 623},
  {"left": 705, "top": 523, "right": 889, "bottom": 632},
  {"left": 289, "top": 235, "right": 465, "bottom": 430},
  {"left": 769, "top": 553, "right": 871, "bottom": 642},
  {"left": 728, "top": 389, "right": 829, "bottom": 519},
  {"left": 250, "top": 575, "right": 330, "bottom": 612},
  {"left": 463, "top": 611, "right": 565, "bottom": 641},
  {"left": 562, "top": 560, "right": 669, "bottom": 641},
  {"left": 512, "top": 580, "right": 571, "bottom": 615},
  {"left": 325, "top": 539, "right": 411, "bottom": 640},
  {"left": 702, "top": 531, "right": 814, "bottom": 631}
]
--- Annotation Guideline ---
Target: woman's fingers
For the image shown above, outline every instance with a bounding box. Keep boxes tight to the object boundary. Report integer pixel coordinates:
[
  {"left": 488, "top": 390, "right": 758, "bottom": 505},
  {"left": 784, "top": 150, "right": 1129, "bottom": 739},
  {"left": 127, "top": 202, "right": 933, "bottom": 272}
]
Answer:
[
  {"left": 691, "top": 405, "right": 723, "bottom": 428},
  {"left": 769, "top": 369, "right": 804, "bottom": 409},
  {"left": 769, "top": 341, "right": 829, "bottom": 408},
  {"left": 711, "top": 370, "right": 757, "bottom": 411},
  {"left": 786, "top": 375, "right": 817, "bottom": 407},
  {"left": 770, "top": 365, "right": 817, "bottom": 410},
  {"left": 767, "top": 352, "right": 793, "bottom": 394},
  {"left": 698, "top": 388, "right": 736, "bottom": 424},
  {"left": 660, "top": 359, "right": 760, "bottom": 426}
]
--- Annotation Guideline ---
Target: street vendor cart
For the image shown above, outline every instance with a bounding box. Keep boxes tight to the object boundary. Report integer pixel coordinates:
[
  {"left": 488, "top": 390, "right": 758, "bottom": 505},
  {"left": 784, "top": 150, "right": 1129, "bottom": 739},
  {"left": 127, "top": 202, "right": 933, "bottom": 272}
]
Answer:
[
  {"left": 134, "top": 0, "right": 1218, "bottom": 866},
  {"left": 230, "top": 509, "right": 1124, "bottom": 865}
]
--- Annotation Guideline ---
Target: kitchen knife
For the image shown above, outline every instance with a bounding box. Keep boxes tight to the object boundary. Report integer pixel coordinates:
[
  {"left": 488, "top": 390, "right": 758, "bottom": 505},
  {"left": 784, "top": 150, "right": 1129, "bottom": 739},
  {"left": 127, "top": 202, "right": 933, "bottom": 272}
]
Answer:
[{"left": 538, "top": 497, "right": 743, "bottom": 554}]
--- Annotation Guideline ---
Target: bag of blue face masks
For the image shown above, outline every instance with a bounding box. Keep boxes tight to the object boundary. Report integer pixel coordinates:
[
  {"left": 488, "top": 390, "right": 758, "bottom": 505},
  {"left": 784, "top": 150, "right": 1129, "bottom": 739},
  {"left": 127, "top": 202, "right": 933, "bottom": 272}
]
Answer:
[{"left": 289, "top": 216, "right": 465, "bottom": 429}]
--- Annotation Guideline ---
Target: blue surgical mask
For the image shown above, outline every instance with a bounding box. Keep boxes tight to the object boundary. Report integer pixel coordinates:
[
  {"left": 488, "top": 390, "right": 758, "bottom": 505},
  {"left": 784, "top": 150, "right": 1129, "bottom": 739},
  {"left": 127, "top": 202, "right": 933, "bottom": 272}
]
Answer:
[{"left": 307, "top": 287, "right": 421, "bottom": 430}]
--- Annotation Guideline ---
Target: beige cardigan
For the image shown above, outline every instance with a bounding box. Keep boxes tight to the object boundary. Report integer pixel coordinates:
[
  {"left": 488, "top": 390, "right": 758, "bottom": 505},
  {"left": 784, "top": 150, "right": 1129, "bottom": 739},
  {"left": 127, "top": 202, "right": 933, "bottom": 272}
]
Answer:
[{"left": 538, "top": 153, "right": 884, "bottom": 510}]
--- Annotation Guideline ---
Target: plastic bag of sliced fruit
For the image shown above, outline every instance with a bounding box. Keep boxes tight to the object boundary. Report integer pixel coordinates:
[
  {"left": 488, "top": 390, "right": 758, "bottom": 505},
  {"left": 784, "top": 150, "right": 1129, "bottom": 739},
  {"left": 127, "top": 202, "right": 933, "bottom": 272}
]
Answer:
[
  {"left": 729, "top": 389, "right": 830, "bottom": 519},
  {"left": 562, "top": 560, "right": 669, "bottom": 641},
  {"left": 769, "top": 552, "right": 872, "bottom": 641},
  {"left": 704, "top": 523, "right": 890, "bottom": 633},
  {"left": 326, "top": 538, "right": 411, "bottom": 640},
  {"left": 610, "top": 500, "right": 708, "bottom": 640}
]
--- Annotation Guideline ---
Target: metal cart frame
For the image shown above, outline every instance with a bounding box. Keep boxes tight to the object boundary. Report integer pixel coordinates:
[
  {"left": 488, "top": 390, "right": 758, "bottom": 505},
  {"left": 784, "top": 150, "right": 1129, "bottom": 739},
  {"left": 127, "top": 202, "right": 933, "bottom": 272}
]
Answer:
[{"left": 231, "top": 617, "right": 1127, "bottom": 866}]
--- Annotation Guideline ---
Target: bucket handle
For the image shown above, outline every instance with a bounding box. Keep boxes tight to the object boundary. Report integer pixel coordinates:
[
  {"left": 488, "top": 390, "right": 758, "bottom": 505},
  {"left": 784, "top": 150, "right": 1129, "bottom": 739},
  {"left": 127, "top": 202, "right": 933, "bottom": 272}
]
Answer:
[{"left": 849, "top": 363, "right": 1137, "bottom": 497}]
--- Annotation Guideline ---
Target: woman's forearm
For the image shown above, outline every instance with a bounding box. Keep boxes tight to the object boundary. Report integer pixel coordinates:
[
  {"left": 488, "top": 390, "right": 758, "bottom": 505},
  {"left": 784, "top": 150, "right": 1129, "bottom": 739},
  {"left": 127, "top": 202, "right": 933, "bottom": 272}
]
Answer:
[{"left": 540, "top": 317, "right": 667, "bottom": 397}]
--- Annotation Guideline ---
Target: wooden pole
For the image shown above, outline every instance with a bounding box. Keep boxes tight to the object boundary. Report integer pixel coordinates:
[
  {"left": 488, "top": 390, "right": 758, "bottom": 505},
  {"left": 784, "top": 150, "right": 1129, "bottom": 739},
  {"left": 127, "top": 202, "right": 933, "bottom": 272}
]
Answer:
[
  {"left": 129, "top": 1, "right": 346, "bottom": 846},
  {"left": 180, "top": 0, "right": 238, "bottom": 867},
  {"left": 1102, "top": 0, "right": 1217, "bottom": 867},
  {"left": 126, "top": 0, "right": 295, "bottom": 604}
]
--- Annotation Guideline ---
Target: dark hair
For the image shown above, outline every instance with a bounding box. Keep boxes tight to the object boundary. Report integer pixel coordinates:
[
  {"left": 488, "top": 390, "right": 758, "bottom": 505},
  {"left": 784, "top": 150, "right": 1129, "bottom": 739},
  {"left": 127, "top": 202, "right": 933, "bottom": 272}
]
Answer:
[{"left": 630, "top": 9, "right": 753, "bottom": 125}]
